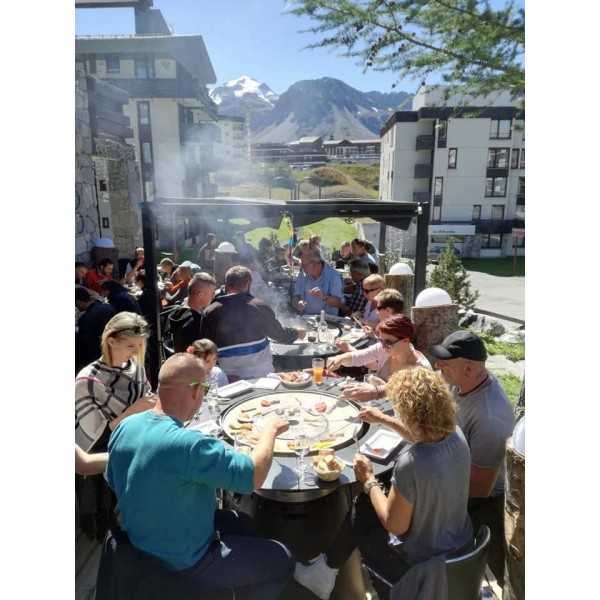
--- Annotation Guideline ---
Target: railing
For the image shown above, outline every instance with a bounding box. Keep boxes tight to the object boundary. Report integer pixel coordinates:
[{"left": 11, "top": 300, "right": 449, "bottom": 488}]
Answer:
[{"left": 416, "top": 135, "right": 434, "bottom": 150}]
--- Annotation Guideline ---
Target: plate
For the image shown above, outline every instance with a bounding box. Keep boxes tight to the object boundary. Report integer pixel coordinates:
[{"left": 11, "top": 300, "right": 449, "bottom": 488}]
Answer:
[
  {"left": 279, "top": 372, "right": 312, "bottom": 389},
  {"left": 216, "top": 380, "right": 253, "bottom": 399},
  {"left": 360, "top": 429, "right": 403, "bottom": 460}
]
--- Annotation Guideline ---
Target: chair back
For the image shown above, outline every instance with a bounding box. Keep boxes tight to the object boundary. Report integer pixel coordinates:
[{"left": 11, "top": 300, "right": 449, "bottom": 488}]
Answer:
[
  {"left": 446, "top": 525, "right": 491, "bottom": 600},
  {"left": 95, "top": 528, "right": 232, "bottom": 600}
]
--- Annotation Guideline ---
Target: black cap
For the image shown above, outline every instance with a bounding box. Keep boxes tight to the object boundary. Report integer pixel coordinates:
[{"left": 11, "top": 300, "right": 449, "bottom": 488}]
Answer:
[{"left": 430, "top": 330, "right": 488, "bottom": 361}]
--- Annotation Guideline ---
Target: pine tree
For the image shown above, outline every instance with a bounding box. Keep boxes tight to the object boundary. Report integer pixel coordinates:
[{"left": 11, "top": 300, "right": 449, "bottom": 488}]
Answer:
[{"left": 428, "top": 239, "right": 479, "bottom": 309}]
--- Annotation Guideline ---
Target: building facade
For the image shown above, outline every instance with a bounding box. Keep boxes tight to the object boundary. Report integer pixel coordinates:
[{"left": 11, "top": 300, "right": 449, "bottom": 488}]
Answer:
[
  {"left": 76, "top": 30, "right": 219, "bottom": 201},
  {"left": 380, "top": 87, "right": 525, "bottom": 258},
  {"left": 214, "top": 115, "right": 249, "bottom": 166},
  {"left": 324, "top": 138, "right": 380, "bottom": 163}
]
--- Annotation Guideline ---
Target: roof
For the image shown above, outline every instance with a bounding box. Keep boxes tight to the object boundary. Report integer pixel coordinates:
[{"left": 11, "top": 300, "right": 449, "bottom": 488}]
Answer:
[
  {"left": 323, "top": 138, "right": 379, "bottom": 146},
  {"left": 289, "top": 136, "right": 322, "bottom": 145},
  {"left": 380, "top": 106, "right": 525, "bottom": 137},
  {"left": 151, "top": 196, "right": 422, "bottom": 230},
  {"left": 75, "top": 34, "right": 216, "bottom": 84}
]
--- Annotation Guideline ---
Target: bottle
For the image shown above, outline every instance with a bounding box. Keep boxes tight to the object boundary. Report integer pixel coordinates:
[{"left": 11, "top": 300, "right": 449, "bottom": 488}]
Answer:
[{"left": 318, "top": 309, "right": 328, "bottom": 343}]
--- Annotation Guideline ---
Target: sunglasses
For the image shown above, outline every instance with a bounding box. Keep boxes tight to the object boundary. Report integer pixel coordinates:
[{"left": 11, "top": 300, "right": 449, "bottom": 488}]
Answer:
[
  {"left": 190, "top": 380, "right": 211, "bottom": 393},
  {"left": 378, "top": 336, "right": 404, "bottom": 349}
]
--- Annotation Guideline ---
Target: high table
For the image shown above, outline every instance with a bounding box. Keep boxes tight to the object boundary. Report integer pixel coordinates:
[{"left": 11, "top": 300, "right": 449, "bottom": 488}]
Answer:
[{"left": 190, "top": 377, "right": 404, "bottom": 561}]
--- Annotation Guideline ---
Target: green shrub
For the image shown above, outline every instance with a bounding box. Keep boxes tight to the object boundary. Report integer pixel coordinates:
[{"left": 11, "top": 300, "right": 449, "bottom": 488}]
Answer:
[{"left": 309, "top": 167, "right": 349, "bottom": 187}]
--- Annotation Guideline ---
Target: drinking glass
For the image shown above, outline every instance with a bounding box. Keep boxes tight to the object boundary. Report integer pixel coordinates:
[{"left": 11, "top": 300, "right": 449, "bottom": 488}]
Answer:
[
  {"left": 205, "top": 386, "right": 221, "bottom": 436},
  {"left": 312, "top": 358, "right": 325, "bottom": 385},
  {"left": 293, "top": 433, "right": 310, "bottom": 484}
]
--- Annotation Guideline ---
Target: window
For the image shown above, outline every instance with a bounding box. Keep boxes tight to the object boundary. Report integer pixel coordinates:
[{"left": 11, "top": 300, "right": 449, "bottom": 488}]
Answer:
[
  {"left": 98, "top": 180, "right": 108, "bottom": 192},
  {"left": 490, "top": 119, "right": 512, "bottom": 139},
  {"left": 491, "top": 205, "right": 505, "bottom": 221},
  {"left": 485, "top": 177, "right": 507, "bottom": 197},
  {"left": 518, "top": 177, "right": 525, "bottom": 195},
  {"left": 433, "top": 206, "right": 441, "bottom": 221},
  {"left": 511, "top": 148, "right": 520, "bottom": 169},
  {"left": 519, "top": 148, "right": 525, "bottom": 169},
  {"left": 487, "top": 148, "right": 510, "bottom": 168},
  {"left": 480, "top": 233, "right": 503, "bottom": 249},
  {"left": 434, "top": 177, "right": 443, "bottom": 197},
  {"left": 102, "top": 217, "right": 110, "bottom": 229},
  {"left": 135, "top": 57, "right": 155, "bottom": 79},
  {"left": 142, "top": 142, "right": 153, "bottom": 165},
  {"left": 138, "top": 102, "right": 150, "bottom": 126},
  {"left": 105, "top": 55, "right": 120, "bottom": 74},
  {"left": 448, "top": 148, "right": 457, "bottom": 169},
  {"left": 437, "top": 120, "right": 447, "bottom": 147},
  {"left": 472, "top": 205, "right": 481, "bottom": 221}
]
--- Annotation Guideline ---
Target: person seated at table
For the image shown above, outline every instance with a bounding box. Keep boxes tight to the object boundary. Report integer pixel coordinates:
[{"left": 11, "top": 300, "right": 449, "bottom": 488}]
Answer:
[
  {"left": 361, "top": 274, "right": 386, "bottom": 328},
  {"left": 85, "top": 257, "right": 114, "bottom": 293},
  {"left": 197, "top": 232, "right": 217, "bottom": 272},
  {"left": 294, "top": 367, "right": 473, "bottom": 600},
  {"left": 292, "top": 251, "right": 345, "bottom": 317},
  {"left": 101, "top": 279, "right": 141, "bottom": 315},
  {"left": 431, "top": 330, "right": 514, "bottom": 585},
  {"left": 339, "top": 259, "right": 370, "bottom": 316},
  {"left": 169, "top": 272, "right": 217, "bottom": 353},
  {"left": 351, "top": 239, "right": 378, "bottom": 273},
  {"left": 329, "top": 315, "right": 430, "bottom": 388},
  {"left": 75, "top": 261, "right": 88, "bottom": 286},
  {"left": 292, "top": 238, "right": 311, "bottom": 265},
  {"left": 185, "top": 338, "right": 229, "bottom": 388},
  {"left": 158, "top": 257, "right": 178, "bottom": 281},
  {"left": 233, "top": 231, "right": 258, "bottom": 262},
  {"left": 164, "top": 265, "right": 193, "bottom": 305},
  {"left": 257, "top": 237, "right": 275, "bottom": 265},
  {"left": 106, "top": 353, "right": 294, "bottom": 599},
  {"left": 331, "top": 241, "right": 352, "bottom": 269},
  {"left": 200, "top": 266, "right": 304, "bottom": 380},
  {"left": 265, "top": 245, "right": 289, "bottom": 273},
  {"left": 125, "top": 246, "right": 145, "bottom": 284},
  {"left": 309, "top": 234, "right": 325, "bottom": 258},
  {"left": 75, "top": 285, "right": 116, "bottom": 373}
]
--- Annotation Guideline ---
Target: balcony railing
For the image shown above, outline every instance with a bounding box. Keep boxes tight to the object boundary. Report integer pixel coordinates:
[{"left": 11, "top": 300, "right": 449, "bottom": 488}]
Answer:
[
  {"left": 414, "top": 163, "right": 433, "bottom": 179},
  {"left": 415, "top": 135, "right": 434, "bottom": 150}
]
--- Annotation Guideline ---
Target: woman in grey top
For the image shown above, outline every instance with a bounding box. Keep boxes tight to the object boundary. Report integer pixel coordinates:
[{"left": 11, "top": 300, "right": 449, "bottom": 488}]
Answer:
[{"left": 294, "top": 367, "right": 473, "bottom": 600}]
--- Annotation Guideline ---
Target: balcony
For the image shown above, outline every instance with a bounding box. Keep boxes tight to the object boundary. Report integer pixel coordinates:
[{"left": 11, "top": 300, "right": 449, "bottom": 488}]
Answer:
[
  {"left": 415, "top": 135, "right": 434, "bottom": 150},
  {"left": 414, "top": 163, "right": 433, "bottom": 179},
  {"left": 433, "top": 195, "right": 443, "bottom": 206},
  {"left": 486, "top": 167, "right": 509, "bottom": 178},
  {"left": 516, "top": 193, "right": 525, "bottom": 206},
  {"left": 437, "top": 136, "right": 447, "bottom": 149},
  {"left": 413, "top": 191, "right": 430, "bottom": 202}
]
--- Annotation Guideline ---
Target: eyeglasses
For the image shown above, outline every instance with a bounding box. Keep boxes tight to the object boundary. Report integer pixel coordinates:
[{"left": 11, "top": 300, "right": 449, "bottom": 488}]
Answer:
[
  {"left": 189, "top": 380, "right": 211, "bottom": 393},
  {"left": 378, "top": 336, "right": 402, "bottom": 349}
]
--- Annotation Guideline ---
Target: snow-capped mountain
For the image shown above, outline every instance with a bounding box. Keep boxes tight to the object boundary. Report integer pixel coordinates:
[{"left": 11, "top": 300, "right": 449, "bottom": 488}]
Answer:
[{"left": 209, "top": 75, "right": 279, "bottom": 117}]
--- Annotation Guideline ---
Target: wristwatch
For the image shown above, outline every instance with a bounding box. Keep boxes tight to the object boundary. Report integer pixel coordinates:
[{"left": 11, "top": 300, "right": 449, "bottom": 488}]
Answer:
[{"left": 363, "top": 479, "right": 380, "bottom": 495}]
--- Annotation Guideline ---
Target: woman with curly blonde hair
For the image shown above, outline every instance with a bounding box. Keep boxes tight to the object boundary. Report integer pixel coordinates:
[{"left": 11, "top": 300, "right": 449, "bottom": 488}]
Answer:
[{"left": 294, "top": 367, "right": 473, "bottom": 599}]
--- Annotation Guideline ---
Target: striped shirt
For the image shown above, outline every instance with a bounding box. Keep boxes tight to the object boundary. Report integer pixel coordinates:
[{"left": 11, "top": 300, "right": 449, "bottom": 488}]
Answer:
[{"left": 75, "top": 359, "right": 151, "bottom": 451}]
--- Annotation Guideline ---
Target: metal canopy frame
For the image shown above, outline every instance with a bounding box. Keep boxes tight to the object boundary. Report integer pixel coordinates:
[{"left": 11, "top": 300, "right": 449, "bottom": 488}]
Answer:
[{"left": 140, "top": 197, "right": 430, "bottom": 382}]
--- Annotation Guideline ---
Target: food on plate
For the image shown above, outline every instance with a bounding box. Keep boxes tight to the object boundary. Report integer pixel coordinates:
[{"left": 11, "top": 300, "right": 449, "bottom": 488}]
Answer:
[
  {"left": 279, "top": 371, "right": 309, "bottom": 383},
  {"left": 230, "top": 422, "right": 253, "bottom": 432},
  {"left": 369, "top": 447, "right": 385, "bottom": 456},
  {"left": 237, "top": 415, "right": 254, "bottom": 424},
  {"left": 261, "top": 398, "right": 280, "bottom": 407},
  {"left": 240, "top": 406, "right": 258, "bottom": 416},
  {"left": 314, "top": 401, "right": 328, "bottom": 413},
  {"left": 312, "top": 451, "right": 343, "bottom": 480}
]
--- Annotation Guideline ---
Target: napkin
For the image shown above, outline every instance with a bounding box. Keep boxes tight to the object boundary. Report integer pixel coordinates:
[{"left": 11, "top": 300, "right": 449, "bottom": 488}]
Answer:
[{"left": 254, "top": 377, "right": 280, "bottom": 390}]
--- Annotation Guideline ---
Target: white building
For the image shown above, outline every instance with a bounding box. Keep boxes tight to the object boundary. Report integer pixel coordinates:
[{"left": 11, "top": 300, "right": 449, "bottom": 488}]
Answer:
[
  {"left": 214, "top": 115, "right": 249, "bottom": 166},
  {"left": 75, "top": 32, "right": 219, "bottom": 201},
  {"left": 380, "top": 86, "right": 525, "bottom": 258}
]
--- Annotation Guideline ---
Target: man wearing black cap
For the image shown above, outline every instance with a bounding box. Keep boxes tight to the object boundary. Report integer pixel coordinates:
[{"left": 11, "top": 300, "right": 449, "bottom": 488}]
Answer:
[{"left": 431, "top": 330, "right": 514, "bottom": 585}]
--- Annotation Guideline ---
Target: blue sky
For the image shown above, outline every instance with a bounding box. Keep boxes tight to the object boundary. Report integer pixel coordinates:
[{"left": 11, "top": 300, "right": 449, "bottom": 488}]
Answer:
[{"left": 76, "top": 0, "right": 428, "bottom": 95}]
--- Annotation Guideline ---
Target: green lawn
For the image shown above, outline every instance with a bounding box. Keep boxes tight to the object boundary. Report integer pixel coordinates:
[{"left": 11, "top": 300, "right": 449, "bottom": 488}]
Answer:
[
  {"left": 497, "top": 373, "right": 523, "bottom": 406},
  {"left": 246, "top": 217, "right": 358, "bottom": 251},
  {"left": 463, "top": 257, "right": 525, "bottom": 277},
  {"left": 477, "top": 332, "right": 525, "bottom": 362}
]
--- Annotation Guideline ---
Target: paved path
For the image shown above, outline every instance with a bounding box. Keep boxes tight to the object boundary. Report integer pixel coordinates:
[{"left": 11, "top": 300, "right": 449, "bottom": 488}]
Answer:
[{"left": 467, "top": 270, "right": 524, "bottom": 322}]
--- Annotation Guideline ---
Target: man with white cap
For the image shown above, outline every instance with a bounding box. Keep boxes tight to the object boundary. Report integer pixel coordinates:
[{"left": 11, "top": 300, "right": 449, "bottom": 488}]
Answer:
[
  {"left": 214, "top": 241, "right": 238, "bottom": 286},
  {"left": 431, "top": 330, "right": 514, "bottom": 585}
]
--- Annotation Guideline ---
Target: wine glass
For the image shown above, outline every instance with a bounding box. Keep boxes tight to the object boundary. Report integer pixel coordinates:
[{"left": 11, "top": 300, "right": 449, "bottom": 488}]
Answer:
[{"left": 205, "top": 385, "right": 221, "bottom": 436}]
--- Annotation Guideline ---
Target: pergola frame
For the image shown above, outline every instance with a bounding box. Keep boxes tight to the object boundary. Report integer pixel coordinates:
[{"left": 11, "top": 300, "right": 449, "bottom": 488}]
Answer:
[{"left": 141, "top": 197, "right": 430, "bottom": 381}]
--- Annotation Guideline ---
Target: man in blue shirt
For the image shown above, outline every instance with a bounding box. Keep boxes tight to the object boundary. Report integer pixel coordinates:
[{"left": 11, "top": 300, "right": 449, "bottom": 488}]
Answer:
[
  {"left": 293, "top": 251, "right": 345, "bottom": 316},
  {"left": 107, "top": 353, "right": 293, "bottom": 599}
]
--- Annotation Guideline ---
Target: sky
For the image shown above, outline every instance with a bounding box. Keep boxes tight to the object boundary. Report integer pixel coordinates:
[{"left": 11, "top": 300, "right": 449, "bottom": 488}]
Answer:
[{"left": 75, "top": 0, "right": 429, "bottom": 95}]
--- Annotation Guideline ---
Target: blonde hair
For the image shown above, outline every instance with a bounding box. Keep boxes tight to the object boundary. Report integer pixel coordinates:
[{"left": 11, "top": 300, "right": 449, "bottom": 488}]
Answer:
[
  {"left": 363, "top": 274, "right": 385, "bottom": 288},
  {"left": 386, "top": 367, "right": 456, "bottom": 442},
  {"left": 100, "top": 312, "right": 149, "bottom": 365}
]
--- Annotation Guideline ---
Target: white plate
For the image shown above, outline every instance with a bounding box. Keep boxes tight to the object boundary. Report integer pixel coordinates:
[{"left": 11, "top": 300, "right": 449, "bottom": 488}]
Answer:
[
  {"left": 216, "top": 380, "right": 253, "bottom": 398},
  {"left": 254, "top": 377, "right": 281, "bottom": 390},
  {"left": 360, "top": 429, "right": 403, "bottom": 460}
]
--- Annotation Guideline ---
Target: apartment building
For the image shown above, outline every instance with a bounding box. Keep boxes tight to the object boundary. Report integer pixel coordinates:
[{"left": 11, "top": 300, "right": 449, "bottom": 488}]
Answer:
[
  {"left": 214, "top": 115, "right": 249, "bottom": 166},
  {"left": 380, "top": 87, "right": 525, "bottom": 258},
  {"left": 76, "top": 17, "right": 219, "bottom": 201},
  {"left": 324, "top": 138, "right": 381, "bottom": 163}
]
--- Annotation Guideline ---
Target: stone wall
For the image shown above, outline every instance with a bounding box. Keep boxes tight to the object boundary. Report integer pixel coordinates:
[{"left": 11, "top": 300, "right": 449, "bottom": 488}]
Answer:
[{"left": 75, "top": 62, "right": 100, "bottom": 263}]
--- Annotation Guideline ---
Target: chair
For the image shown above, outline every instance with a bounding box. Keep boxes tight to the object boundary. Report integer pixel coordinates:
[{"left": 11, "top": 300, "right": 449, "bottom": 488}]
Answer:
[
  {"left": 95, "top": 527, "right": 233, "bottom": 600},
  {"left": 364, "top": 525, "right": 491, "bottom": 600}
]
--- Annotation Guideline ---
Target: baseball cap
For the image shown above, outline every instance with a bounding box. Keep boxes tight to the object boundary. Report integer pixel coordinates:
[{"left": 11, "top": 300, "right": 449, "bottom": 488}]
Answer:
[{"left": 430, "top": 330, "right": 488, "bottom": 361}]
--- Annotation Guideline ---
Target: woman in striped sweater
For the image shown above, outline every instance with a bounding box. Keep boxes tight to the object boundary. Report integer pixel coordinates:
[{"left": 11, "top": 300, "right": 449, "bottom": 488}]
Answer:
[{"left": 75, "top": 312, "right": 155, "bottom": 453}]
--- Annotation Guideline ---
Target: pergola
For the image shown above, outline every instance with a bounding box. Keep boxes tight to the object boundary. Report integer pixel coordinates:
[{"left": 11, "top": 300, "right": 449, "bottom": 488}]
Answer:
[{"left": 141, "top": 197, "right": 430, "bottom": 381}]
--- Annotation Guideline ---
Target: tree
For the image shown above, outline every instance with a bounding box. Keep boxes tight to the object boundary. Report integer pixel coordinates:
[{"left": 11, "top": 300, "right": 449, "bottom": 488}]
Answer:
[
  {"left": 428, "top": 239, "right": 479, "bottom": 309},
  {"left": 288, "top": 0, "right": 524, "bottom": 99}
]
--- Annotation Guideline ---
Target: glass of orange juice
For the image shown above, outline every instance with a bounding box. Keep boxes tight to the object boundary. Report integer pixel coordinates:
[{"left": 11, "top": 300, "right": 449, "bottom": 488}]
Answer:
[{"left": 312, "top": 358, "right": 325, "bottom": 385}]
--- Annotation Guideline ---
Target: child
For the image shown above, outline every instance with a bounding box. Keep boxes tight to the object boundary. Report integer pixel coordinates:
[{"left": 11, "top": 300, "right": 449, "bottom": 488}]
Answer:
[{"left": 186, "top": 339, "right": 229, "bottom": 388}]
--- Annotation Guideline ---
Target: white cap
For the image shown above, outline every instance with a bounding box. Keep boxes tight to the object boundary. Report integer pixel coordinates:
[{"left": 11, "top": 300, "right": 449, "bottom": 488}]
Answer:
[
  {"left": 415, "top": 287, "right": 452, "bottom": 308},
  {"left": 215, "top": 241, "right": 237, "bottom": 254},
  {"left": 93, "top": 238, "right": 115, "bottom": 248},
  {"left": 389, "top": 262, "right": 413, "bottom": 276}
]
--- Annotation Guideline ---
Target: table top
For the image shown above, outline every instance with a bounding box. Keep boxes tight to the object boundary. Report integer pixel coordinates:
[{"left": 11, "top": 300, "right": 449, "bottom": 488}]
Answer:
[{"left": 190, "top": 377, "right": 404, "bottom": 502}]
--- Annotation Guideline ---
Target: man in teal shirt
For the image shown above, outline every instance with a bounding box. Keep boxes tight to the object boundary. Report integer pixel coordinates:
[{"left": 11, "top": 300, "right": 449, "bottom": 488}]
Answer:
[{"left": 107, "top": 353, "right": 293, "bottom": 599}]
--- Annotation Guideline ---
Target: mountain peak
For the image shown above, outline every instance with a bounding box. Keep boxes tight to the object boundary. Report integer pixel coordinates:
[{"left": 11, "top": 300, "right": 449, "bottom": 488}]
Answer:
[{"left": 210, "top": 75, "right": 279, "bottom": 114}]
